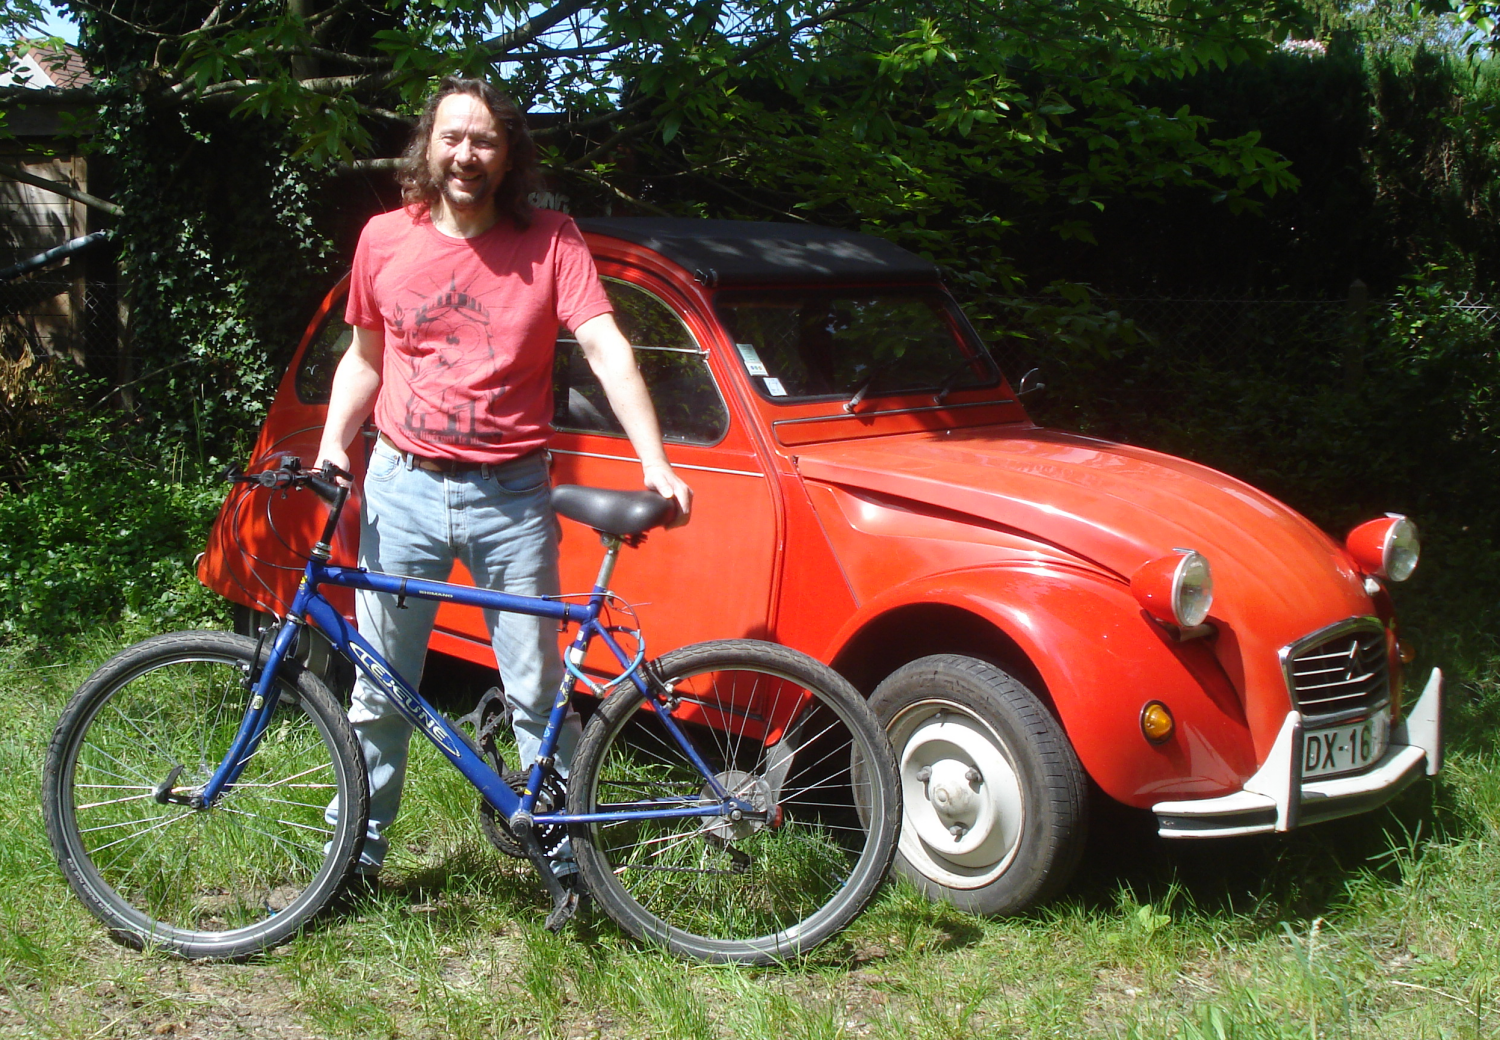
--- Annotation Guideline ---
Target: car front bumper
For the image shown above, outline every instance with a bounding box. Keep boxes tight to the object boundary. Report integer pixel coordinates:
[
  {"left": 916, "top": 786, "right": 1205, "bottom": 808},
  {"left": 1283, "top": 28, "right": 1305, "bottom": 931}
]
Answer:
[{"left": 1153, "top": 667, "right": 1443, "bottom": 839}]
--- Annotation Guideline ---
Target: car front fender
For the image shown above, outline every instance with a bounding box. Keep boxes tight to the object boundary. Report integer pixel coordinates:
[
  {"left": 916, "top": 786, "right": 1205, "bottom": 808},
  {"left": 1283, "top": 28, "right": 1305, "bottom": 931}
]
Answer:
[{"left": 826, "top": 563, "right": 1267, "bottom": 807}]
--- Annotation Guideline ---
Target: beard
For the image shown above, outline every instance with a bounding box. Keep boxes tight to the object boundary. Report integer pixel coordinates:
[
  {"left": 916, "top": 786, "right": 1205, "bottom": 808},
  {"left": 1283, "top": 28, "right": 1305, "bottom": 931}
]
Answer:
[
  {"left": 438, "top": 172, "right": 501, "bottom": 211},
  {"left": 434, "top": 165, "right": 502, "bottom": 212}
]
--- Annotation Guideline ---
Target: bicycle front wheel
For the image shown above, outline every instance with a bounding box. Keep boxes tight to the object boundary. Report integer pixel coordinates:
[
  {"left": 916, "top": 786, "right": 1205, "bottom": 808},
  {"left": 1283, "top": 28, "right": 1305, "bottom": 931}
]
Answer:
[
  {"left": 42, "top": 630, "right": 368, "bottom": 959},
  {"left": 569, "top": 640, "right": 900, "bottom": 964}
]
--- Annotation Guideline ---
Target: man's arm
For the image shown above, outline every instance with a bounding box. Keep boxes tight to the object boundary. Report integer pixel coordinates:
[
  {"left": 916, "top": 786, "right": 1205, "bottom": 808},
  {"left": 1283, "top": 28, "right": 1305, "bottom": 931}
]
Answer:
[
  {"left": 316, "top": 324, "right": 385, "bottom": 475},
  {"left": 574, "top": 312, "right": 693, "bottom": 524}
]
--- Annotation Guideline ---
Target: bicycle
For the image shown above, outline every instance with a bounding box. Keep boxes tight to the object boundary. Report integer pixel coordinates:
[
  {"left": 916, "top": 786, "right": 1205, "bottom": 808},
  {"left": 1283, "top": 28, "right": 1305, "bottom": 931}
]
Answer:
[{"left": 42, "top": 456, "right": 901, "bottom": 965}]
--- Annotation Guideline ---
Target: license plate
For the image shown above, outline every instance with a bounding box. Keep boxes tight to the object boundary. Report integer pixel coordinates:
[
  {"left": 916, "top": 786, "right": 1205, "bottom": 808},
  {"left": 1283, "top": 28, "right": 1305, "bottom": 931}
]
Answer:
[{"left": 1303, "top": 712, "right": 1389, "bottom": 779}]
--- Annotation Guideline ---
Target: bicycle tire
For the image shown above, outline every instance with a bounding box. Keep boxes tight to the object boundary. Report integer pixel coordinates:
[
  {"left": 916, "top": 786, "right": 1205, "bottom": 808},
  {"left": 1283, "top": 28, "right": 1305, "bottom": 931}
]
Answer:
[
  {"left": 42, "top": 630, "right": 368, "bottom": 959},
  {"left": 568, "top": 639, "right": 900, "bottom": 964}
]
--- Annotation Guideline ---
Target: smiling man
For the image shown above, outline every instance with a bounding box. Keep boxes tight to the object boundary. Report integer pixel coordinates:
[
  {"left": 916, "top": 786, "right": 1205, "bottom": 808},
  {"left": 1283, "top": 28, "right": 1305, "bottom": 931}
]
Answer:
[{"left": 316, "top": 76, "right": 692, "bottom": 885}]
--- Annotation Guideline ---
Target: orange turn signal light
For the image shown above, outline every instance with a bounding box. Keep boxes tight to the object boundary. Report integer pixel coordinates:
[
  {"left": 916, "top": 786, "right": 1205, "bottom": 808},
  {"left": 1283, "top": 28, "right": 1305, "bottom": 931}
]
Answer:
[
  {"left": 1141, "top": 700, "right": 1175, "bottom": 745},
  {"left": 1399, "top": 640, "right": 1417, "bottom": 664}
]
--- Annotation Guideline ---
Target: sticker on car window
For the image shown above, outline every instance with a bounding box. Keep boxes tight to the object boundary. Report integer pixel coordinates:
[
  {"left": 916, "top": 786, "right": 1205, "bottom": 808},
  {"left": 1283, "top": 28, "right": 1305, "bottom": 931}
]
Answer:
[
  {"left": 763, "top": 377, "right": 787, "bottom": 397},
  {"left": 736, "top": 343, "right": 769, "bottom": 377}
]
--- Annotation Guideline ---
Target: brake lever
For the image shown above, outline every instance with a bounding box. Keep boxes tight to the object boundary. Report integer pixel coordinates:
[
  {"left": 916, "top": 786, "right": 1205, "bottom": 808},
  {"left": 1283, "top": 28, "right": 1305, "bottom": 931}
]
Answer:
[{"left": 318, "top": 461, "right": 353, "bottom": 484}]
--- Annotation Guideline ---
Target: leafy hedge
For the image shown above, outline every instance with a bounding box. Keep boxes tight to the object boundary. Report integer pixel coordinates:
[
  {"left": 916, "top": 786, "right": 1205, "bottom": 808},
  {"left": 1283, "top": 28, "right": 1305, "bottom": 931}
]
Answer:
[{"left": 0, "top": 427, "right": 227, "bottom": 642}]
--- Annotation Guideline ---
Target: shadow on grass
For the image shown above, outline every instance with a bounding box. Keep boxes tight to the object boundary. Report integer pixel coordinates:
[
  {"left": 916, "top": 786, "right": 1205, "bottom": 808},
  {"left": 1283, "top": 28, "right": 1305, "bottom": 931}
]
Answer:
[{"left": 1065, "top": 772, "right": 1444, "bottom": 929}]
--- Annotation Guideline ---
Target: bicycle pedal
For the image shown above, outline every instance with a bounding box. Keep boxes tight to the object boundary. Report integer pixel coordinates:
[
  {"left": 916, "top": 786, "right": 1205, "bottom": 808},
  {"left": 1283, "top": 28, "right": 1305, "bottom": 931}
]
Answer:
[{"left": 544, "top": 888, "right": 582, "bottom": 932}]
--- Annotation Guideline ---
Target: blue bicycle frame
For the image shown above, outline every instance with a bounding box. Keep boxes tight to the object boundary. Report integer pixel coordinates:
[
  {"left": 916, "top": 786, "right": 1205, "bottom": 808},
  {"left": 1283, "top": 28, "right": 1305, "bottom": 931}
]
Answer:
[{"left": 197, "top": 497, "right": 750, "bottom": 854}]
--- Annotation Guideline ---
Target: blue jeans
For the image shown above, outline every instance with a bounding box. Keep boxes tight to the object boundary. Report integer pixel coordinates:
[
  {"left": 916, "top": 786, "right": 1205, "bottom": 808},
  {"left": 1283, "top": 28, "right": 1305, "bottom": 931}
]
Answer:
[{"left": 338, "top": 438, "right": 576, "bottom": 873}]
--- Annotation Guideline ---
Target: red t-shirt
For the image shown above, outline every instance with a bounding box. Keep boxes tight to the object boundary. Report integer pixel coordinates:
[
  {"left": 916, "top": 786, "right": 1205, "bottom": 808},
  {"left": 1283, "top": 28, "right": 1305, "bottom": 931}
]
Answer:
[{"left": 345, "top": 207, "right": 613, "bottom": 464}]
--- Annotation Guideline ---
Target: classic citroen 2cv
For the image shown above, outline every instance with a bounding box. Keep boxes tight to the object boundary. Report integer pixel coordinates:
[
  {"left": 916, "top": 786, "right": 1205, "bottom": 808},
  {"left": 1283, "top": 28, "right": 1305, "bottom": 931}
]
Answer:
[{"left": 199, "top": 217, "right": 1443, "bottom": 914}]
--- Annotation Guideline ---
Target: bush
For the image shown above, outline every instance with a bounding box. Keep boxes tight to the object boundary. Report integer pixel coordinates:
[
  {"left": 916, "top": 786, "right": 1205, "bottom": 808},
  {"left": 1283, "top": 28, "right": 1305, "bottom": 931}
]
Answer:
[{"left": 0, "top": 429, "right": 229, "bottom": 642}]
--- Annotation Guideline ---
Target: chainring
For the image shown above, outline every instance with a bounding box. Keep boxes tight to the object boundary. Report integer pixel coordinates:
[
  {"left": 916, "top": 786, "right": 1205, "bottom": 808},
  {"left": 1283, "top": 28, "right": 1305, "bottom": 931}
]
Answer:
[
  {"left": 479, "top": 769, "right": 568, "bottom": 859},
  {"left": 467, "top": 689, "right": 567, "bottom": 858}
]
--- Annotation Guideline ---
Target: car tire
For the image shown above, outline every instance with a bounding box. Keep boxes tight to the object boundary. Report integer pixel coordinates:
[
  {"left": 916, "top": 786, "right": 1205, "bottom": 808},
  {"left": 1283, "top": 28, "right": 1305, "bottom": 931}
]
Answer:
[{"left": 869, "top": 654, "right": 1087, "bottom": 915}]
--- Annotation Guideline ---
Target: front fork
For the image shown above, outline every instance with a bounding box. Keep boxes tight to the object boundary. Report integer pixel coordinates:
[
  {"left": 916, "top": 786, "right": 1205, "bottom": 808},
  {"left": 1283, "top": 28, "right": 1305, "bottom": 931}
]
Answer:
[{"left": 181, "top": 608, "right": 307, "bottom": 808}]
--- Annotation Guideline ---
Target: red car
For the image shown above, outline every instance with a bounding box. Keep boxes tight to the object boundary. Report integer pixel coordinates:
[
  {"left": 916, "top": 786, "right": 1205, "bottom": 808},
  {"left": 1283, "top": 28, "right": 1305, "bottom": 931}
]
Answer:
[{"left": 200, "top": 217, "right": 1443, "bottom": 914}]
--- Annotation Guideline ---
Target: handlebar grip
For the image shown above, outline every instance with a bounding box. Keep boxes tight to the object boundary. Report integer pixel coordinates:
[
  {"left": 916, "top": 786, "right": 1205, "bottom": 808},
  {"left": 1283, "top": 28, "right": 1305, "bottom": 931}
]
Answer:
[
  {"left": 307, "top": 476, "right": 341, "bottom": 504},
  {"left": 307, "top": 462, "right": 353, "bottom": 506}
]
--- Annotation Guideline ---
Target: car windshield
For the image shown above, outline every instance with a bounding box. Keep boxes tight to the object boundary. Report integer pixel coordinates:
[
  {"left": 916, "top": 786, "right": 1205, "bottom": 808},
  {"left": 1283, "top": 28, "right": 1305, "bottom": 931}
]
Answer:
[{"left": 714, "top": 287, "right": 1001, "bottom": 403}]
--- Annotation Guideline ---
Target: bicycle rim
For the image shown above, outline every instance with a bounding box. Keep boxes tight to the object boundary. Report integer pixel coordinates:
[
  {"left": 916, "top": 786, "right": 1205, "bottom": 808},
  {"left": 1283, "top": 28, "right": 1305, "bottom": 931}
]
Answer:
[
  {"left": 44, "top": 631, "right": 366, "bottom": 959},
  {"left": 570, "top": 640, "right": 899, "bottom": 964}
]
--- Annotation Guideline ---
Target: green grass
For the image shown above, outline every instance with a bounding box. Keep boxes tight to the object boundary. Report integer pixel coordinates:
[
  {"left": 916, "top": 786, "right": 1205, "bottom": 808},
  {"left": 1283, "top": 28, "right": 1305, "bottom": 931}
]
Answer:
[{"left": 4, "top": 558, "right": 1500, "bottom": 1039}]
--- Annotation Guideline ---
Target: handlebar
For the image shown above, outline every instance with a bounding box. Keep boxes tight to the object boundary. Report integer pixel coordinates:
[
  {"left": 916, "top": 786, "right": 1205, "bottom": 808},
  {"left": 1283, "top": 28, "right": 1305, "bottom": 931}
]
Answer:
[
  {"left": 224, "top": 456, "right": 350, "bottom": 505},
  {"left": 225, "top": 456, "right": 351, "bottom": 559}
]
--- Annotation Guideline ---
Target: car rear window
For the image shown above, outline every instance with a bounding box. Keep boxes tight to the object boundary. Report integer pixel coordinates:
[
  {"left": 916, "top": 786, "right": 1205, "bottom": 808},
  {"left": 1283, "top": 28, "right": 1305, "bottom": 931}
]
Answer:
[{"left": 295, "top": 312, "right": 353, "bottom": 405}]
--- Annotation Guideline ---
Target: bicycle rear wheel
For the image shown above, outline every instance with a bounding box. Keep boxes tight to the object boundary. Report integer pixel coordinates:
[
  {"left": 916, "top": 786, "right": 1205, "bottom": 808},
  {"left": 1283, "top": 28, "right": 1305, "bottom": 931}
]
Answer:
[
  {"left": 568, "top": 640, "right": 900, "bottom": 964},
  {"left": 42, "top": 630, "right": 368, "bottom": 959}
]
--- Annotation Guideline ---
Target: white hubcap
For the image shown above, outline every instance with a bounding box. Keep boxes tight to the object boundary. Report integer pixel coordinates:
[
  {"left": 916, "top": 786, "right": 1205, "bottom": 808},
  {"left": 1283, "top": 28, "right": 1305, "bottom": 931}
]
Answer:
[{"left": 889, "top": 702, "right": 1024, "bottom": 889}]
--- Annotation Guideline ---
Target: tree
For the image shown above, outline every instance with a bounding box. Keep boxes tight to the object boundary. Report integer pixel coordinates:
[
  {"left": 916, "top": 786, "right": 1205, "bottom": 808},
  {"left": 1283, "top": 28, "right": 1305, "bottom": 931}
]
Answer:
[
  {"left": 0, "top": 0, "right": 1306, "bottom": 455},
  {"left": 3, "top": 1, "right": 1302, "bottom": 228}
]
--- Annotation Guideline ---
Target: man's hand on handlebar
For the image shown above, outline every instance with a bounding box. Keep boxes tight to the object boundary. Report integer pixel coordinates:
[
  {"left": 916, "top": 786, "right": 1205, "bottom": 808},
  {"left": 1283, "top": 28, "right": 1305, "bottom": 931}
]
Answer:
[
  {"left": 224, "top": 455, "right": 352, "bottom": 504},
  {"left": 317, "top": 446, "right": 354, "bottom": 488}
]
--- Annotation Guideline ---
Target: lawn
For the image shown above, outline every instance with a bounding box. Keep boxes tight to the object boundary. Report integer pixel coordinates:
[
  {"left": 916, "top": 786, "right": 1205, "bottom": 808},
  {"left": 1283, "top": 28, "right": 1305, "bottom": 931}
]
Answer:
[{"left": 2, "top": 534, "right": 1497, "bottom": 1040}]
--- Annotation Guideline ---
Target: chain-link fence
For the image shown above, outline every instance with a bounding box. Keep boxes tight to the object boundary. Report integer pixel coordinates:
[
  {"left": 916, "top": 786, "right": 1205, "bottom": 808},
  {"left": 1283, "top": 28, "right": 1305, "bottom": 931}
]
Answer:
[{"left": 0, "top": 235, "right": 119, "bottom": 368}]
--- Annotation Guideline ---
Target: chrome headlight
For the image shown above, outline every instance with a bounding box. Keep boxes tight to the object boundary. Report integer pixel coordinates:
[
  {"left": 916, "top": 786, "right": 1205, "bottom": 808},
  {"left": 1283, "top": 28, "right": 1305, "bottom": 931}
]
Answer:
[
  {"left": 1131, "top": 549, "right": 1214, "bottom": 629},
  {"left": 1346, "top": 515, "right": 1420, "bottom": 582}
]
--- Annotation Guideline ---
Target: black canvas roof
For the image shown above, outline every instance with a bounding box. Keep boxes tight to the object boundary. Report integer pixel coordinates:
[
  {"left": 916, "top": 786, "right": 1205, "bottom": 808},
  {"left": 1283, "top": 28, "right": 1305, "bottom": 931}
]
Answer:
[{"left": 575, "top": 217, "right": 940, "bottom": 287}]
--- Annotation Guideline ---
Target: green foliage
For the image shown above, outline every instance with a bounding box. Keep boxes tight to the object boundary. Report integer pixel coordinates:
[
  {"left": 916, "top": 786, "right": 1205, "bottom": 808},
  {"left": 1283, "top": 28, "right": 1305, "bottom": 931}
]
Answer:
[
  {"left": 0, "top": 418, "right": 228, "bottom": 642},
  {"left": 1022, "top": 267, "right": 1500, "bottom": 534},
  {"left": 94, "top": 91, "right": 336, "bottom": 455},
  {"left": 1012, "top": 27, "right": 1500, "bottom": 297},
  {"left": 622, "top": 2, "right": 1302, "bottom": 290}
]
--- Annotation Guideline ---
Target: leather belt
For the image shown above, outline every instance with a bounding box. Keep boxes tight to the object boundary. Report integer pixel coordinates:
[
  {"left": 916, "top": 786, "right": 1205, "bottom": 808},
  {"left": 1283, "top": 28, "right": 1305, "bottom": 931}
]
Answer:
[{"left": 377, "top": 431, "right": 540, "bottom": 475}]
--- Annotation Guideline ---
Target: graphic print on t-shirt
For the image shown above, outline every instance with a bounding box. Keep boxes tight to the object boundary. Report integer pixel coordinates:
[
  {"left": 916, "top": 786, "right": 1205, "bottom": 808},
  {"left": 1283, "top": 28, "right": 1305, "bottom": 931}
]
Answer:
[{"left": 399, "top": 273, "right": 501, "bottom": 445}]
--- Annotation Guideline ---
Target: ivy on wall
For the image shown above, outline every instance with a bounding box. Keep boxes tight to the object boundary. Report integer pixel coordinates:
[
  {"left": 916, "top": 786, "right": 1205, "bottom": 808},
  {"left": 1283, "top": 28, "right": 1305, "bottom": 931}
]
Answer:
[{"left": 99, "top": 90, "right": 338, "bottom": 457}]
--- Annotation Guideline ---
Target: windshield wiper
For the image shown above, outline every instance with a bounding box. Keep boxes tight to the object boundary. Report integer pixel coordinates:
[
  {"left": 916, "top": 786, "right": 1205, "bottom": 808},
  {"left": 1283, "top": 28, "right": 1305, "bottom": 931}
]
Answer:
[
  {"left": 844, "top": 362, "right": 894, "bottom": 413},
  {"left": 933, "top": 353, "right": 1000, "bottom": 404}
]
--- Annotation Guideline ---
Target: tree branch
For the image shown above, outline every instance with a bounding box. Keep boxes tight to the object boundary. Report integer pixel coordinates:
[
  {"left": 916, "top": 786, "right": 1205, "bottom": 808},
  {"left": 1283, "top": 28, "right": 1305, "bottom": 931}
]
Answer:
[
  {"left": 334, "top": 156, "right": 401, "bottom": 174},
  {"left": 534, "top": 94, "right": 656, "bottom": 140},
  {"left": 182, "top": 67, "right": 406, "bottom": 101},
  {"left": 71, "top": 0, "right": 172, "bottom": 38},
  {"left": 566, "top": 168, "right": 673, "bottom": 216},
  {"left": 0, "top": 161, "right": 124, "bottom": 216},
  {"left": 0, "top": 84, "right": 101, "bottom": 105},
  {"left": 480, "top": 0, "right": 596, "bottom": 58},
  {"left": 567, "top": 120, "right": 655, "bottom": 169},
  {"left": 197, "top": 0, "right": 230, "bottom": 34},
  {"left": 308, "top": 0, "right": 367, "bottom": 41}
]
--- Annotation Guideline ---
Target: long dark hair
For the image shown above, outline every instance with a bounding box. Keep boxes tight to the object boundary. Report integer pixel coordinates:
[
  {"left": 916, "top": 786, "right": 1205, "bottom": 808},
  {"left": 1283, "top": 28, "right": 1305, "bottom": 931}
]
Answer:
[{"left": 397, "top": 76, "right": 539, "bottom": 229}]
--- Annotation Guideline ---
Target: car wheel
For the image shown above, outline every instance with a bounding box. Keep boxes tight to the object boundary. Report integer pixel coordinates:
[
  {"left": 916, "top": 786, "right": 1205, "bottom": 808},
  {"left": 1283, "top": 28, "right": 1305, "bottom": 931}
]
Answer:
[{"left": 869, "top": 654, "right": 1087, "bottom": 915}]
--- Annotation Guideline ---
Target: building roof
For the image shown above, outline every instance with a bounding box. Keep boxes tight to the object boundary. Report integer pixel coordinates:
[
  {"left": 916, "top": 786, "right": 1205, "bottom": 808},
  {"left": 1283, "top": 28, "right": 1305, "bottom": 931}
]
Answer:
[
  {"left": 576, "top": 217, "right": 940, "bottom": 287},
  {"left": 1, "top": 44, "right": 92, "bottom": 89}
]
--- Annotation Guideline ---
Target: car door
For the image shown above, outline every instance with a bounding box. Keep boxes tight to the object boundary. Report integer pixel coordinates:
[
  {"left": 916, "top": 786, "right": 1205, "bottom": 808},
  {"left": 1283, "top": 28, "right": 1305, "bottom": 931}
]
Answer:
[{"left": 430, "top": 272, "right": 779, "bottom": 680}]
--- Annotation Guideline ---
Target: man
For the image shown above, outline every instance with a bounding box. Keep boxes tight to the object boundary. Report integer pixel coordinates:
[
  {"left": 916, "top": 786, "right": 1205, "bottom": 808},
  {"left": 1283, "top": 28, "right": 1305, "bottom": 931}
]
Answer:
[{"left": 317, "top": 76, "right": 693, "bottom": 881}]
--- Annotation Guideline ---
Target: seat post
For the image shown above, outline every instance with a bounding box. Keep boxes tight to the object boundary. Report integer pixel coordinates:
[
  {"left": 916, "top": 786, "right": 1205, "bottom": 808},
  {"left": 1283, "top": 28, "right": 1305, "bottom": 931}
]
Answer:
[{"left": 592, "top": 532, "right": 624, "bottom": 593}]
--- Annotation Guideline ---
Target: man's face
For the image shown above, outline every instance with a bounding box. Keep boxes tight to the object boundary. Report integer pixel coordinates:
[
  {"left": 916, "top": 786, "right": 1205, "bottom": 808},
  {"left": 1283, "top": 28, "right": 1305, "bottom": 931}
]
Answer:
[{"left": 427, "top": 93, "right": 511, "bottom": 213}]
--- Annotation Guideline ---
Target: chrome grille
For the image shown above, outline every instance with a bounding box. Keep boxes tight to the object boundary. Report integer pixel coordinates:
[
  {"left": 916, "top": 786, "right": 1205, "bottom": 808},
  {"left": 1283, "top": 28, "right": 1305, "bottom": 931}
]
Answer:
[{"left": 1281, "top": 618, "right": 1390, "bottom": 717}]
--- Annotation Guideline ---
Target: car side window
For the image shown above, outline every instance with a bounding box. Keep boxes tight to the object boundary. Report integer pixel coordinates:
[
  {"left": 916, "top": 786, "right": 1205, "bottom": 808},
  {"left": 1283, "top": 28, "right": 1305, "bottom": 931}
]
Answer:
[
  {"left": 295, "top": 313, "right": 353, "bottom": 405},
  {"left": 553, "top": 278, "right": 729, "bottom": 445}
]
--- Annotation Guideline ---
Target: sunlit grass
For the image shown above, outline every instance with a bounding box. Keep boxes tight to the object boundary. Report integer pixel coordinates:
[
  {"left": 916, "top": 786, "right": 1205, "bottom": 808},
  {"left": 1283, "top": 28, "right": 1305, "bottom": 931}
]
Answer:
[{"left": 2, "top": 593, "right": 1498, "bottom": 1037}]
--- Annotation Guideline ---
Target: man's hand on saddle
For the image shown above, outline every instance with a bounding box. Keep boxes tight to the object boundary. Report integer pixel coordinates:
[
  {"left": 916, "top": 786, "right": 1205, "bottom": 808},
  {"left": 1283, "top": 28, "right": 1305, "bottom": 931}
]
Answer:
[{"left": 642, "top": 461, "right": 693, "bottom": 528}]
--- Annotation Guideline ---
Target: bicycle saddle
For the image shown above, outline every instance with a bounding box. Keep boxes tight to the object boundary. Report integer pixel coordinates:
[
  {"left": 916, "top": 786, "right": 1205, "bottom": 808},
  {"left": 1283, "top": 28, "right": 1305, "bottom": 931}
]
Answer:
[{"left": 551, "top": 485, "right": 678, "bottom": 536}]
